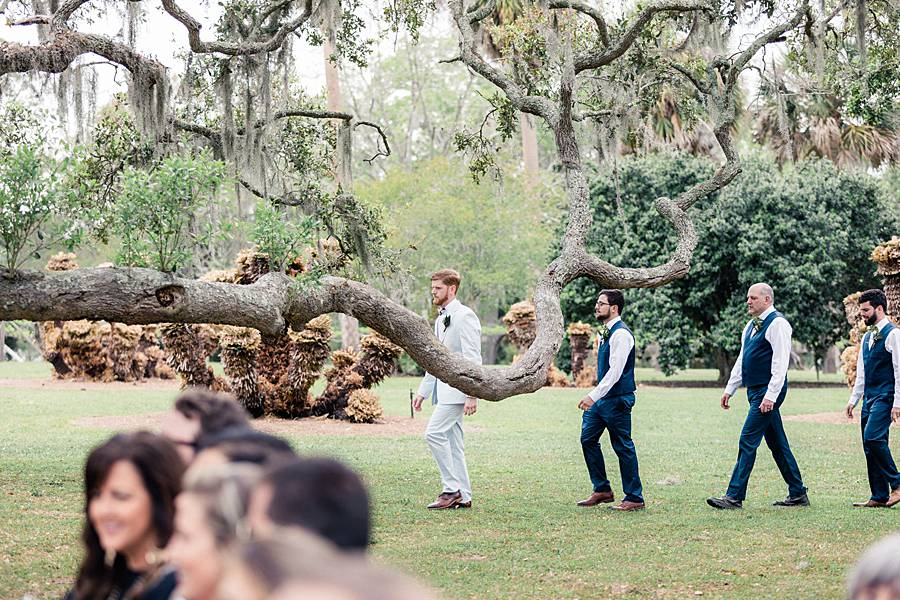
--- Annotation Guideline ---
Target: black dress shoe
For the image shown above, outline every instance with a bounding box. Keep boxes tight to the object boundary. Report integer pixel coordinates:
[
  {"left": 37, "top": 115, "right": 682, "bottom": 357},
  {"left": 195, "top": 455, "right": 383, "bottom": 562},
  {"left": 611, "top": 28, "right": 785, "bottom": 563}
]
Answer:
[
  {"left": 707, "top": 496, "right": 743, "bottom": 510},
  {"left": 773, "top": 493, "right": 809, "bottom": 507}
]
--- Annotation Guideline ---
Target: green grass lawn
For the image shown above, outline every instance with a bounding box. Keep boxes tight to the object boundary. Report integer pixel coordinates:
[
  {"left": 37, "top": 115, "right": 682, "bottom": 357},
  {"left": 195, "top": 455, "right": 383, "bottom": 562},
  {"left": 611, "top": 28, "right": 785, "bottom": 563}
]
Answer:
[{"left": 0, "top": 363, "right": 888, "bottom": 599}]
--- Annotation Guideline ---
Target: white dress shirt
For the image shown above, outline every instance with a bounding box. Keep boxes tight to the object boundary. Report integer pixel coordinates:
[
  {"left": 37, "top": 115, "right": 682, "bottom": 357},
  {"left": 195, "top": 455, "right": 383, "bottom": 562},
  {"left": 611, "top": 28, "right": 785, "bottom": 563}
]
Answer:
[
  {"left": 587, "top": 317, "right": 635, "bottom": 402},
  {"left": 848, "top": 317, "right": 900, "bottom": 408},
  {"left": 416, "top": 298, "right": 483, "bottom": 405},
  {"left": 723, "top": 306, "right": 792, "bottom": 403}
]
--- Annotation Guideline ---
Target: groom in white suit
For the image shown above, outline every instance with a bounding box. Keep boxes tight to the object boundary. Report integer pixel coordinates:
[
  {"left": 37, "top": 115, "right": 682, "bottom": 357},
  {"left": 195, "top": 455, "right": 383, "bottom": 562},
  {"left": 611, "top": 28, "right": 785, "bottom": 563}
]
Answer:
[{"left": 413, "top": 268, "right": 482, "bottom": 510}]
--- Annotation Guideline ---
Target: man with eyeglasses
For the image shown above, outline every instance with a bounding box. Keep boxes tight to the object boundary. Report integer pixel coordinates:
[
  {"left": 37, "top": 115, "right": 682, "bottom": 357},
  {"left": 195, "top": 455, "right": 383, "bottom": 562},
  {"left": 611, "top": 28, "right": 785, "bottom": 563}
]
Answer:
[{"left": 576, "top": 289, "right": 645, "bottom": 512}]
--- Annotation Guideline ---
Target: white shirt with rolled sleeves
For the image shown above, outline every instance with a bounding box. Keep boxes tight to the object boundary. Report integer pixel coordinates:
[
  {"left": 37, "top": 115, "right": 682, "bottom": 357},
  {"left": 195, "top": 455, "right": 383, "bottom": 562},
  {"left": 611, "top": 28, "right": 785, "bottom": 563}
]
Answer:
[
  {"left": 723, "top": 306, "right": 791, "bottom": 403},
  {"left": 416, "top": 298, "right": 483, "bottom": 405},
  {"left": 847, "top": 317, "right": 900, "bottom": 409},
  {"left": 587, "top": 317, "right": 635, "bottom": 403}
]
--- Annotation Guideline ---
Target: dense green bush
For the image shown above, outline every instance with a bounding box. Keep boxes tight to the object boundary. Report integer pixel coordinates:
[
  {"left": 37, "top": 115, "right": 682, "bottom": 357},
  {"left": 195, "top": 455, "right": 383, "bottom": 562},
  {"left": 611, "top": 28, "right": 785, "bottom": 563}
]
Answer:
[{"left": 560, "top": 151, "right": 896, "bottom": 379}]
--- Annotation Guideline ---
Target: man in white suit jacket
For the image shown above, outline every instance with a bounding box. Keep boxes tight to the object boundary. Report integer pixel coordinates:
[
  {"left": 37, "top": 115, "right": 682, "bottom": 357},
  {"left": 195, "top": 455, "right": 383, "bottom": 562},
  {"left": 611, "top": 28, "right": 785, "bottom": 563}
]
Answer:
[{"left": 413, "top": 268, "right": 482, "bottom": 510}]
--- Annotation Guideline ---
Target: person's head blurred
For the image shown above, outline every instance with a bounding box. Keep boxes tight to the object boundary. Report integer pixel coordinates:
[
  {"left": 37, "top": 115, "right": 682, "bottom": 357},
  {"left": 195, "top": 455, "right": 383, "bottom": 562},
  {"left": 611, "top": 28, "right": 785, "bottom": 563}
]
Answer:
[
  {"left": 217, "top": 530, "right": 437, "bottom": 600},
  {"left": 247, "top": 457, "right": 369, "bottom": 551},
  {"left": 167, "top": 463, "right": 261, "bottom": 600},
  {"left": 849, "top": 534, "right": 900, "bottom": 600},
  {"left": 191, "top": 427, "right": 296, "bottom": 473},
  {"left": 160, "top": 388, "right": 250, "bottom": 463},
  {"left": 74, "top": 432, "right": 184, "bottom": 599}
]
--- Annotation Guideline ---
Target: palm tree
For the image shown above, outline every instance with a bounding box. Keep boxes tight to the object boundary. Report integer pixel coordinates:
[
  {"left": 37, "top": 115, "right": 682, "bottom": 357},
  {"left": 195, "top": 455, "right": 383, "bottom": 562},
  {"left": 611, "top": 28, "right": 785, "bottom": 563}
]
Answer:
[{"left": 754, "top": 74, "right": 899, "bottom": 168}]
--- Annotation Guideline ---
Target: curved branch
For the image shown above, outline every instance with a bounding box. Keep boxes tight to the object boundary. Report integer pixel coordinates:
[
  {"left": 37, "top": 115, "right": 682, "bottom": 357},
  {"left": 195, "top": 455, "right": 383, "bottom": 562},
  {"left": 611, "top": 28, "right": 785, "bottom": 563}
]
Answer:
[
  {"left": 160, "top": 0, "right": 313, "bottom": 56},
  {"left": 574, "top": 0, "right": 712, "bottom": 73},
  {"left": 51, "top": 0, "right": 91, "bottom": 29},
  {"left": 0, "top": 28, "right": 166, "bottom": 86},
  {"left": 354, "top": 121, "right": 391, "bottom": 163},
  {"left": 0, "top": 268, "right": 555, "bottom": 400},
  {"left": 727, "top": 1, "right": 808, "bottom": 83},
  {"left": 548, "top": 0, "right": 610, "bottom": 46},
  {"left": 668, "top": 60, "right": 710, "bottom": 94},
  {"left": 466, "top": 0, "right": 496, "bottom": 24},
  {"left": 449, "top": 0, "right": 558, "bottom": 124}
]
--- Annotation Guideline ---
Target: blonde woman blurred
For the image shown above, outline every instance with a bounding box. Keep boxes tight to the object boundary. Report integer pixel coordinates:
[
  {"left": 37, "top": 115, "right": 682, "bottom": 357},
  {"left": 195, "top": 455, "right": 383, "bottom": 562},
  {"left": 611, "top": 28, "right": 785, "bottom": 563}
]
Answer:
[{"left": 167, "top": 464, "right": 260, "bottom": 600}]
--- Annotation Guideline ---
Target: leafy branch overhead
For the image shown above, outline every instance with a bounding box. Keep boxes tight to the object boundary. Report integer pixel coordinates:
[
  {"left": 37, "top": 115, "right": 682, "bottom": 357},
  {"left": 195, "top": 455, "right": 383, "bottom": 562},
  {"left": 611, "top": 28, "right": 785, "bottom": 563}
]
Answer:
[{"left": 0, "top": 0, "right": 885, "bottom": 401}]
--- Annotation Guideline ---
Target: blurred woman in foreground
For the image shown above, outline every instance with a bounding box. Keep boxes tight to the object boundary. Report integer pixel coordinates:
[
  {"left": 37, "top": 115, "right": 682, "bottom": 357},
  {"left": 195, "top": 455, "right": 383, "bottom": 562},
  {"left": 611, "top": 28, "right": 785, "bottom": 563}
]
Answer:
[{"left": 65, "top": 432, "right": 184, "bottom": 600}]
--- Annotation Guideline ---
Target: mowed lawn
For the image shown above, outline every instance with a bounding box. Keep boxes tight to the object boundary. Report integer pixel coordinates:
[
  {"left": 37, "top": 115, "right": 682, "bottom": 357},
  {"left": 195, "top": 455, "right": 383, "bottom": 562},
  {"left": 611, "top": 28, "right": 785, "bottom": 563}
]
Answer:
[{"left": 0, "top": 364, "right": 894, "bottom": 599}]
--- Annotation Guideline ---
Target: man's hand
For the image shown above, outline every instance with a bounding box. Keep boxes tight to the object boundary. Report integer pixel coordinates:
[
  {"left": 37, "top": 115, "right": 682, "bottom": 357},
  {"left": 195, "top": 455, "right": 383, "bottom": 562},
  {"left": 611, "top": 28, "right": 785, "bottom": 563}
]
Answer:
[
  {"left": 463, "top": 397, "right": 478, "bottom": 416},
  {"left": 759, "top": 399, "right": 775, "bottom": 413},
  {"left": 413, "top": 394, "right": 425, "bottom": 412},
  {"left": 578, "top": 395, "right": 595, "bottom": 411},
  {"left": 892, "top": 407, "right": 900, "bottom": 423},
  {"left": 845, "top": 403, "right": 855, "bottom": 420},
  {"left": 721, "top": 393, "right": 731, "bottom": 410}
]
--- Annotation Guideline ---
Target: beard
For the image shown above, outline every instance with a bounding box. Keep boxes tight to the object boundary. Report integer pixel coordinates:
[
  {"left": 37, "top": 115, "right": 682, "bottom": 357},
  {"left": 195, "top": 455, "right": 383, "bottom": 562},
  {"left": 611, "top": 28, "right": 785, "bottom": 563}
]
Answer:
[{"left": 865, "top": 313, "right": 879, "bottom": 327}]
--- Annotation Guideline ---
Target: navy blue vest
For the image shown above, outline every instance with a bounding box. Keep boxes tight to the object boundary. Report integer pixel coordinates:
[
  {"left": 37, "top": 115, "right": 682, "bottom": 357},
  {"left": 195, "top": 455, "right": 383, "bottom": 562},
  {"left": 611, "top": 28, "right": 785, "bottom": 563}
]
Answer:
[
  {"left": 596, "top": 320, "right": 636, "bottom": 398},
  {"left": 741, "top": 310, "right": 787, "bottom": 388},
  {"left": 863, "top": 323, "right": 896, "bottom": 402}
]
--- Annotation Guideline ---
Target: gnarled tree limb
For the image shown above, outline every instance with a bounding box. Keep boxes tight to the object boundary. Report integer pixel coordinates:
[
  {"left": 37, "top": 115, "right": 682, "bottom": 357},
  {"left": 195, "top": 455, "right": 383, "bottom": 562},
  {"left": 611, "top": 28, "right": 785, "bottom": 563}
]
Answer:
[
  {"left": 160, "top": 0, "right": 313, "bottom": 56},
  {"left": 574, "top": 0, "right": 712, "bottom": 73}
]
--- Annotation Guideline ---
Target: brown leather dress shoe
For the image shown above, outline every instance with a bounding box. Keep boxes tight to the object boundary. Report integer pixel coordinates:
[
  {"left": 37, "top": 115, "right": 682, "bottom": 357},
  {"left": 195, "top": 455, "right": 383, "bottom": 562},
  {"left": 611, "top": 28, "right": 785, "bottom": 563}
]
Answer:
[
  {"left": 427, "top": 491, "right": 462, "bottom": 509},
  {"left": 610, "top": 500, "right": 645, "bottom": 511},
  {"left": 887, "top": 487, "right": 900, "bottom": 508},
  {"left": 457, "top": 500, "right": 472, "bottom": 509},
  {"left": 576, "top": 491, "right": 614, "bottom": 506},
  {"left": 853, "top": 499, "right": 888, "bottom": 508}
]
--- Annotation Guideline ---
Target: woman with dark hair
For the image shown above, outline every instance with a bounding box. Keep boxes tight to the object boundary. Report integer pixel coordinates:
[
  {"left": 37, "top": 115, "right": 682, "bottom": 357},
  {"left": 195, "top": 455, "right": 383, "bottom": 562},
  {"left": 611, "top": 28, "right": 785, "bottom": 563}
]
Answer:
[{"left": 65, "top": 431, "right": 185, "bottom": 600}]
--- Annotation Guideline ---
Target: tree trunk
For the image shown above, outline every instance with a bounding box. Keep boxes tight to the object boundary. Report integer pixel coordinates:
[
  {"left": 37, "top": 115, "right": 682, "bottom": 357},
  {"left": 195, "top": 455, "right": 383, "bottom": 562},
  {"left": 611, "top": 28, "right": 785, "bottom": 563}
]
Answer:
[
  {"left": 715, "top": 348, "right": 733, "bottom": 385},
  {"left": 520, "top": 112, "right": 539, "bottom": 184},
  {"left": 324, "top": 36, "right": 360, "bottom": 349}
]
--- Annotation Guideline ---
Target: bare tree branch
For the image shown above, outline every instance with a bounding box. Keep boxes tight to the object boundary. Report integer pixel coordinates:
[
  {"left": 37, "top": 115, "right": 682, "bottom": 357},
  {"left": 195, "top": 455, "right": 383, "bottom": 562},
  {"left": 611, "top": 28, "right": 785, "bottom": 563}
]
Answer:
[
  {"left": 548, "top": 0, "right": 610, "bottom": 46},
  {"left": 160, "top": 0, "right": 313, "bottom": 56},
  {"left": 449, "top": 0, "right": 558, "bottom": 124},
  {"left": 727, "top": 1, "right": 809, "bottom": 83},
  {"left": 574, "top": 0, "right": 712, "bottom": 73},
  {"left": 354, "top": 121, "right": 391, "bottom": 163},
  {"left": 667, "top": 61, "right": 710, "bottom": 93}
]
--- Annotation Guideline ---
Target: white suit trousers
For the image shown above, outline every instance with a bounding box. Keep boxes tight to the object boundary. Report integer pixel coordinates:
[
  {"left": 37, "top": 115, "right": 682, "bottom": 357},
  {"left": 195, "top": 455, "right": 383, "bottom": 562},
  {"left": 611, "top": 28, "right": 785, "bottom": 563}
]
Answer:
[{"left": 425, "top": 403, "right": 471, "bottom": 502}]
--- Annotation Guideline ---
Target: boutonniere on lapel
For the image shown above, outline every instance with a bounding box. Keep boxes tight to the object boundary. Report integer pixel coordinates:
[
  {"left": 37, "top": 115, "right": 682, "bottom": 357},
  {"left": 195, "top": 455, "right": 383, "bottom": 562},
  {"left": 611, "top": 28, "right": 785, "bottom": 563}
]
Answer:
[
  {"left": 752, "top": 317, "right": 763, "bottom": 334},
  {"left": 597, "top": 323, "right": 610, "bottom": 343},
  {"left": 443, "top": 314, "right": 451, "bottom": 329},
  {"left": 867, "top": 325, "right": 882, "bottom": 342}
]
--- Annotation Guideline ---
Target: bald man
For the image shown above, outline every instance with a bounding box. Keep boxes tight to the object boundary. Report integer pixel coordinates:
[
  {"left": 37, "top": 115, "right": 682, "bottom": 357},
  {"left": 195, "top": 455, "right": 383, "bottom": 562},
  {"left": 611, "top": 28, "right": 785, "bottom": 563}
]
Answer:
[{"left": 707, "top": 283, "right": 808, "bottom": 509}]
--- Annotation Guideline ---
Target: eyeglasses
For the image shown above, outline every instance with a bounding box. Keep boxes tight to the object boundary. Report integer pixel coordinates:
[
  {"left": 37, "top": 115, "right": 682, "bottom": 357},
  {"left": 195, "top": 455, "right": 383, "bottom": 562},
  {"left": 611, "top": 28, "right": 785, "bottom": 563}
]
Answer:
[{"left": 596, "top": 302, "right": 610, "bottom": 307}]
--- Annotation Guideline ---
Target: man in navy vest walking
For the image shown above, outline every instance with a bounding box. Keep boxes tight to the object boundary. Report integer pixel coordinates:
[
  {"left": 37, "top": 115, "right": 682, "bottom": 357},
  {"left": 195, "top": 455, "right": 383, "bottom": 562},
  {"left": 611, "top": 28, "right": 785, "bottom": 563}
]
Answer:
[
  {"left": 576, "top": 289, "right": 644, "bottom": 512},
  {"left": 845, "top": 289, "right": 900, "bottom": 508},
  {"left": 708, "top": 283, "right": 808, "bottom": 509}
]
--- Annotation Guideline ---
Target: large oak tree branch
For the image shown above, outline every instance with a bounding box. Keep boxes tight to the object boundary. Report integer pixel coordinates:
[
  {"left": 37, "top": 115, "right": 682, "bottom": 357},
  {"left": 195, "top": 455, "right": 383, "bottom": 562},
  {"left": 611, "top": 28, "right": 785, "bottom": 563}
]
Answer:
[
  {"left": 0, "top": 268, "right": 553, "bottom": 400},
  {"left": 0, "top": 28, "right": 166, "bottom": 84},
  {"left": 160, "top": 0, "right": 313, "bottom": 56}
]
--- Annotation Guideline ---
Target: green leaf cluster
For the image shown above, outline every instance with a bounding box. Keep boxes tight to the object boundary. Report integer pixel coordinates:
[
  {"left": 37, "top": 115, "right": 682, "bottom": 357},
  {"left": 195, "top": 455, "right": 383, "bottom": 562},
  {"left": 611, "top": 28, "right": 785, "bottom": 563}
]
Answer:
[{"left": 114, "top": 150, "right": 226, "bottom": 272}]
